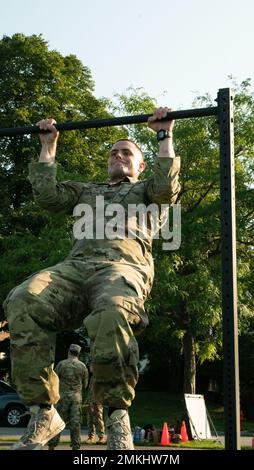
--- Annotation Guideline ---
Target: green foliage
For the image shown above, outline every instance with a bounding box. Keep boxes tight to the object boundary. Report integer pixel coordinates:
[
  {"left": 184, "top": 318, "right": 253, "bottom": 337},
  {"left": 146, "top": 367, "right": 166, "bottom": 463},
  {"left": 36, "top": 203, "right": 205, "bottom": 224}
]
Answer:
[
  {"left": 0, "top": 33, "right": 122, "bottom": 319},
  {"left": 113, "top": 81, "right": 254, "bottom": 392},
  {"left": 0, "top": 34, "right": 253, "bottom": 397}
]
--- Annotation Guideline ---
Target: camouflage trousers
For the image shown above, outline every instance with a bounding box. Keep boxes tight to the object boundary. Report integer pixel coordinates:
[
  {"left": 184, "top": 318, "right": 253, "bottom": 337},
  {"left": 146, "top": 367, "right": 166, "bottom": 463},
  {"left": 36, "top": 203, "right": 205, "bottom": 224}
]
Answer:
[
  {"left": 3, "top": 258, "right": 150, "bottom": 408},
  {"left": 87, "top": 402, "right": 105, "bottom": 439},
  {"left": 48, "top": 395, "right": 82, "bottom": 449}
]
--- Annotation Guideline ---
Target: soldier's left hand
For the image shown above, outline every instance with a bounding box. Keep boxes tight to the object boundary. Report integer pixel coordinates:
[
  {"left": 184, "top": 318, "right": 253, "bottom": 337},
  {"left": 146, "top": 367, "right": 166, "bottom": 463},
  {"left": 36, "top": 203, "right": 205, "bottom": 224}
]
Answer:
[{"left": 148, "top": 107, "right": 174, "bottom": 132}]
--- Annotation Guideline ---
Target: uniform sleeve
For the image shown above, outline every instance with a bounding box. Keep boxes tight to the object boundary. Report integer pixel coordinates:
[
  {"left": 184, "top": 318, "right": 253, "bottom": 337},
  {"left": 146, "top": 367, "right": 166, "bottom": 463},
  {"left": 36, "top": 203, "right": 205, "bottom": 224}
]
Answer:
[
  {"left": 28, "top": 162, "right": 85, "bottom": 215},
  {"left": 145, "top": 156, "right": 181, "bottom": 205}
]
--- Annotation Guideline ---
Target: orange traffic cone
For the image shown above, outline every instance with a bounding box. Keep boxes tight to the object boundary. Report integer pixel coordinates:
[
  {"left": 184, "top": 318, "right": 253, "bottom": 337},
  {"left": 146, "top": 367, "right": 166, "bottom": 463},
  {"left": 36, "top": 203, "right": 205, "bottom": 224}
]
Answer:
[
  {"left": 160, "top": 422, "right": 171, "bottom": 446},
  {"left": 180, "top": 420, "right": 188, "bottom": 442}
]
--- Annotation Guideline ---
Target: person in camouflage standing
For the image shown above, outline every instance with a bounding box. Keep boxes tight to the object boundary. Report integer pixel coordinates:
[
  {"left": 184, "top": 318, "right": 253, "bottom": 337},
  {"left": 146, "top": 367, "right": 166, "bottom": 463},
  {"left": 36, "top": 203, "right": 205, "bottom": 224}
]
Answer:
[
  {"left": 48, "top": 344, "right": 88, "bottom": 450},
  {"left": 3, "top": 107, "right": 181, "bottom": 450},
  {"left": 85, "top": 365, "right": 106, "bottom": 445}
]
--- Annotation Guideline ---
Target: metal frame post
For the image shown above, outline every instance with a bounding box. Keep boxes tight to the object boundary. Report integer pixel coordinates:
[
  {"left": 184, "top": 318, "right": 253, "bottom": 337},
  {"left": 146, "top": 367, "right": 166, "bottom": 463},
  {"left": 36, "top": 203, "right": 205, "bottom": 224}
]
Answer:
[{"left": 218, "top": 88, "right": 240, "bottom": 449}]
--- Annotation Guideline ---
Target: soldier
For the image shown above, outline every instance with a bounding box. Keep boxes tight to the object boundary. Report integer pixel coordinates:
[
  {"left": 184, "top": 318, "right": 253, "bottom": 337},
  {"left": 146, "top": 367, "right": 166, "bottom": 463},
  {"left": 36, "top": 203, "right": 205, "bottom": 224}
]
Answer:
[
  {"left": 48, "top": 344, "right": 88, "bottom": 451},
  {"left": 85, "top": 367, "right": 106, "bottom": 445},
  {"left": 3, "top": 107, "right": 181, "bottom": 450}
]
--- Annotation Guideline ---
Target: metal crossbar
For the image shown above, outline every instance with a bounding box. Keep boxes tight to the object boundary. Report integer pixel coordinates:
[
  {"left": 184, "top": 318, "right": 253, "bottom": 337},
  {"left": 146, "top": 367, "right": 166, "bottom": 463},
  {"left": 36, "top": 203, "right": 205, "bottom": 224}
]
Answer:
[{"left": 0, "top": 107, "right": 218, "bottom": 137}]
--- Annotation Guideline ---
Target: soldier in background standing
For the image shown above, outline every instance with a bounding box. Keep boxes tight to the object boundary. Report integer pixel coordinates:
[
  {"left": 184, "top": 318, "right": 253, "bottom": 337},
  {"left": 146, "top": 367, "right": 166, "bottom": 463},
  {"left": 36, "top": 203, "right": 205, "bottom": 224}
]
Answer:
[
  {"left": 85, "top": 365, "right": 106, "bottom": 445},
  {"left": 48, "top": 344, "right": 88, "bottom": 450}
]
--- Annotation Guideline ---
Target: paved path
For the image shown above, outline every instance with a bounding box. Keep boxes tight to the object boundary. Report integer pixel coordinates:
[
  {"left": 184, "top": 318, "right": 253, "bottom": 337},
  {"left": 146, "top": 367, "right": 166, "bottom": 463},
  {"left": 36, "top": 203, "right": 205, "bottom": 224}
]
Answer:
[{"left": 0, "top": 427, "right": 253, "bottom": 450}]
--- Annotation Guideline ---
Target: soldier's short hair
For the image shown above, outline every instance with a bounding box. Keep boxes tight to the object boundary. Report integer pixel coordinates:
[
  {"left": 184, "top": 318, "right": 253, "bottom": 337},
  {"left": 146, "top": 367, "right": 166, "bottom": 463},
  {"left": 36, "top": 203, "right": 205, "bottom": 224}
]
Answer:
[{"left": 114, "top": 139, "right": 144, "bottom": 161}]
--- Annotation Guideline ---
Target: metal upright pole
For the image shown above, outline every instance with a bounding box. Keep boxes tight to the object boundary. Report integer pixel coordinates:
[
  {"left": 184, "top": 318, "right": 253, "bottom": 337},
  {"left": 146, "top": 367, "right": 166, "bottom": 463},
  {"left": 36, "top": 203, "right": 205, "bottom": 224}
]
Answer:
[{"left": 217, "top": 88, "right": 240, "bottom": 449}]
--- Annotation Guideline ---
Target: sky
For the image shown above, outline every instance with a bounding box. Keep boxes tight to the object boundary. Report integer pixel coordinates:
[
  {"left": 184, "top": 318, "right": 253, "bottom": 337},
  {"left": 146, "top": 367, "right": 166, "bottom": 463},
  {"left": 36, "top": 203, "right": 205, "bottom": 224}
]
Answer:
[{"left": 1, "top": 0, "right": 254, "bottom": 110}]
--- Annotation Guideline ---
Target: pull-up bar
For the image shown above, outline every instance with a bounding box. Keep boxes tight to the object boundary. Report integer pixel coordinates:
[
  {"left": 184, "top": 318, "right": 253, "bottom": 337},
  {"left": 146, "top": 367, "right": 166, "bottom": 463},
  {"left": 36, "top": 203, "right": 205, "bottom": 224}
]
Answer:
[
  {"left": 0, "top": 106, "right": 218, "bottom": 137},
  {"left": 0, "top": 88, "right": 240, "bottom": 450}
]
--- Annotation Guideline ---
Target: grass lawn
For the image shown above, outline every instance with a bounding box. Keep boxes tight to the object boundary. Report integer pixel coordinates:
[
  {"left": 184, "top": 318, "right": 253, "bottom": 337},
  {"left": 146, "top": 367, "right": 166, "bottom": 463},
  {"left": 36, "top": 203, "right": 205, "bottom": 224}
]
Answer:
[
  {"left": 129, "top": 390, "right": 254, "bottom": 434},
  {"left": 129, "top": 391, "right": 186, "bottom": 429}
]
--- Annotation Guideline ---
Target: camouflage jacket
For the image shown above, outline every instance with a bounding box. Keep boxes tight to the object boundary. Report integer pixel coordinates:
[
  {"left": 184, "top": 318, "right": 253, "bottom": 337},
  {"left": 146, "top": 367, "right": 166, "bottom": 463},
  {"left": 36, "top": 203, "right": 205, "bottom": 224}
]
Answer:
[
  {"left": 55, "top": 357, "right": 88, "bottom": 400},
  {"left": 28, "top": 156, "right": 181, "bottom": 274}
]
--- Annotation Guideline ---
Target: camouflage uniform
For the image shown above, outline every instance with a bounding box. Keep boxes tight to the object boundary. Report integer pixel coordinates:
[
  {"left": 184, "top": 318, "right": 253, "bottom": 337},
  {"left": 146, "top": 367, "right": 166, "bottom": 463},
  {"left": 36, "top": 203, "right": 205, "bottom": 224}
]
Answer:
[
  {"left": 86, "top": 375, "right": 105, "bottom": 441},
  {"left": 3, "top": 155, "right": 180, "bottom": 409},
  {"left": 48, "top": 345, "right": 88, "bottom": 450}
]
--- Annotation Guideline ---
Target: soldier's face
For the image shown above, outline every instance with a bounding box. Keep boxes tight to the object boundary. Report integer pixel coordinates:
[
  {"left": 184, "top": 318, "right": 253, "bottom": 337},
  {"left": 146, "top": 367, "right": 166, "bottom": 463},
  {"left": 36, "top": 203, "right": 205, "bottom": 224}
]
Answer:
[{"left": 108, "top": 141, "right": 145, "bottom": 181}]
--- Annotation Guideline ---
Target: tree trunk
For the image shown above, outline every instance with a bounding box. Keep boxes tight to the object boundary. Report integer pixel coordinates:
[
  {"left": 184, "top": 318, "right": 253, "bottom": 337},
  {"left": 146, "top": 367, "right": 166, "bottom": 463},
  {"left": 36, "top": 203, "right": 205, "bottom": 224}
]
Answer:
[{"left": 183, "top": 331, "right": 196, "bottom": 394}]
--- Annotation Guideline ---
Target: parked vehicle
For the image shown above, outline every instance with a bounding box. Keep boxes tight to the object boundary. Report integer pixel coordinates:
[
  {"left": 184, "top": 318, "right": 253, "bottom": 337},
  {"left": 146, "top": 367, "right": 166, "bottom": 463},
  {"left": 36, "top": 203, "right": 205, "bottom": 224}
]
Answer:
[{"left": 0, "top": 380, "right": 28, "bottom": 427}]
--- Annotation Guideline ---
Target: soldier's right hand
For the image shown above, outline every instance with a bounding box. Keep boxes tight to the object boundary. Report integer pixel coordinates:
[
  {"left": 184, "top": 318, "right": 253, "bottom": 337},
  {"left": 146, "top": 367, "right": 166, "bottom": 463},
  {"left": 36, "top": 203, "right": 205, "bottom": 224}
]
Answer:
[
  {"left": 36, "top": 118, "right": 59, "bottom": 145},
  {"left": 37, "top": 118, "right": 59, "bottom": 162}
]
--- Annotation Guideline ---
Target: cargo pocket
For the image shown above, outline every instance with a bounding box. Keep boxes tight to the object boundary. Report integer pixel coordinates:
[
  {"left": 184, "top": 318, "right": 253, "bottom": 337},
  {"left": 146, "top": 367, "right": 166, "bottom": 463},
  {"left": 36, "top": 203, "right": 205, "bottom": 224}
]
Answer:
[
  {"left": 121, "top": 275, "right": 143, "bottom": 300},
  {"left": 122, "top": 297, "right": 149, "bottom": 335}
]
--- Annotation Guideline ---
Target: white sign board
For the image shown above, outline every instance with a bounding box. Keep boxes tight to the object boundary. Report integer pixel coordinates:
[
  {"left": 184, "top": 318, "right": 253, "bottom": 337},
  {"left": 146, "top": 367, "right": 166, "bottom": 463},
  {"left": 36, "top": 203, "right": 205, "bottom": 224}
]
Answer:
[{"left": 184, "top": 394, "right": 212, "bottom": 439}]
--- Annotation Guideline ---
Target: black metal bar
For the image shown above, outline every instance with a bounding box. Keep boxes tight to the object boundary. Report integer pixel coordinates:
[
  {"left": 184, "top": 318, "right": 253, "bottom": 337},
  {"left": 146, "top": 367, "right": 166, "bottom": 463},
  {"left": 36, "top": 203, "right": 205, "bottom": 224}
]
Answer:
[
  {"left": 218, "top": 88, "right": 240, "bottom": 449},
  {"left": 0, "top": 106, "right": 218, "bottom": 137}
]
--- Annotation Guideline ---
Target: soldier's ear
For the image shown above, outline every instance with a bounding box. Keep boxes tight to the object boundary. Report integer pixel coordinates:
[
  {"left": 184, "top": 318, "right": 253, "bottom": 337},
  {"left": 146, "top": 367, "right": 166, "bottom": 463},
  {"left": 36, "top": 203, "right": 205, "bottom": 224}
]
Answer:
[{"left": 139, "top": 161, "right": 146, "bottom": 173}]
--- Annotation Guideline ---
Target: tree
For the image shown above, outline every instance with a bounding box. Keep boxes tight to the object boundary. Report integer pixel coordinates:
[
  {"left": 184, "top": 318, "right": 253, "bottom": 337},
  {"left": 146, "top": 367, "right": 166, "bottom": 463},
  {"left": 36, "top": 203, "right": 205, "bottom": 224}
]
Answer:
[
  {"left": 1, "top": 37, "right": 253, "bottom": 396},
  {"left": 112, "top": 83, "right": 254, "bottom": 394},
  {"left": 0, "top": 33, "right": 124, "bottom": 309},
  {"left": 0, "top": 34, "right": 125, "bottom": 363}
]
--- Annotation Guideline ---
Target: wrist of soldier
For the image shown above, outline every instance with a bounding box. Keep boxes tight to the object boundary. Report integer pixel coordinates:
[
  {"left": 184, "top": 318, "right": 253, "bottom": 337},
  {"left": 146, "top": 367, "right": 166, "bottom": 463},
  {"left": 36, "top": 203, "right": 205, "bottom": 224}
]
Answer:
[{"left": 158, "top": 139, "right": 175, "bottom": 158}]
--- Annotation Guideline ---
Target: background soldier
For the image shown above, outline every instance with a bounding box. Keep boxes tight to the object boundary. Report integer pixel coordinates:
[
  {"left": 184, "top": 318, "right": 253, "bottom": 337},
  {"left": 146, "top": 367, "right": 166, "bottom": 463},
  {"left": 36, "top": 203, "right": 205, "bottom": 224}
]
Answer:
[
  {"left": 85, "top": 366, "right": 106, "bottom": 445},
  {"left": 48, "top": 344, "right": 88, "bottom": 451}
]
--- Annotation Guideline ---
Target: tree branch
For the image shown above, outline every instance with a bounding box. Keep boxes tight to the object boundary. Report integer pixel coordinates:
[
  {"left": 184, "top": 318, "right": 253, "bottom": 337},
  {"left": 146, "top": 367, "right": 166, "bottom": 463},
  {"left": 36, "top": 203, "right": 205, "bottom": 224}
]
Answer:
[
  {"left": 237, "top": 239, "right": 254, "bottom": 246},
  {"left": 187, "top": 182, "right": 215, "bottom": 212}
]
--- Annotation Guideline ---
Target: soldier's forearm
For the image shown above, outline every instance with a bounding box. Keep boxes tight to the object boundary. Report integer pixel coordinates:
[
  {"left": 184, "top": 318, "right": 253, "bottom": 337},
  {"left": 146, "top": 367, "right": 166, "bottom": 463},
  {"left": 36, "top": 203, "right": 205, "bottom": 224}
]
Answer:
[
  {"left": 158, "top": 136, "right": 175, "bottom": 158},
  {"left": 39, "top": 143, "right": 57, "bottom": 163}
]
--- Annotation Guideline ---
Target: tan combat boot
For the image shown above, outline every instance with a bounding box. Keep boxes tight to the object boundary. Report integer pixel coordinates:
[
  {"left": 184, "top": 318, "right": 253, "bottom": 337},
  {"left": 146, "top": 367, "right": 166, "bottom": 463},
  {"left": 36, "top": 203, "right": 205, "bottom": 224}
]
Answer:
[
  {"left": 12, "top": 405, "right": 65, "bottom": 450},
  {"left": 85, "top": 436, "right": 97, "bottom": 444},
  {"left": 96, "top": 436, "right": 107, "bottom": 445},
  {"left": 107, "top": 409, "right": 134, "bottom": 450}
]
